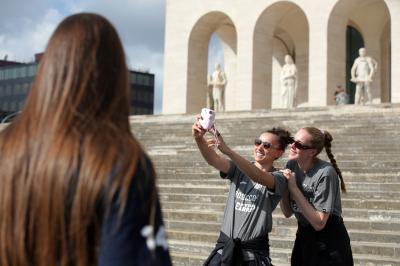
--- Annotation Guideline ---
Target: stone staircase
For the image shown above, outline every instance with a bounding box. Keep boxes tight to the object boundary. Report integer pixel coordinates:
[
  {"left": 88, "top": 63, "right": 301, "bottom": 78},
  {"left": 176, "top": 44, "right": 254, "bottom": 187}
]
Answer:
[{"left": 130, "top": 104, "right": 400, "bottom": 266}]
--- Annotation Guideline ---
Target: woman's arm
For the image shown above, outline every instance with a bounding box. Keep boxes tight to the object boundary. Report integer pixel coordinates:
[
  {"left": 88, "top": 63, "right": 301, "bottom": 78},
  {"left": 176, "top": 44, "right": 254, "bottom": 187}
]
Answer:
[
  {"left": 279, "top": 189, "right": 293, "bottom": 218},
  {"left": 282, "top": 170, "right": 329, "bottom": 231},
  {"left": 192, "top": 121, "right": 230, "bottom": 173},
  {"left": 213, "top": 134, "right": 276, "bottom": 189}
]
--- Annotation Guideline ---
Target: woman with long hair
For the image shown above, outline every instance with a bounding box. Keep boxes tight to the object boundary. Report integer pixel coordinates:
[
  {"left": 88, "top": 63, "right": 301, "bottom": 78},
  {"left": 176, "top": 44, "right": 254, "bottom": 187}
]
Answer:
[
  {"left": 280, "top": 127, "right": 353, "bottom": 265},
  {"left": 0, "top": 13, "right": 171, "bottom": 266}
]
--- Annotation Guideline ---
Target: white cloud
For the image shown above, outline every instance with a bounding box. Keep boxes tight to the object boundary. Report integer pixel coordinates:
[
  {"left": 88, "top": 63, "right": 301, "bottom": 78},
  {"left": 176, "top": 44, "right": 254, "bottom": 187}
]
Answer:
[{"left": 0, "top": 8, "right": 63, "bottom": 62}]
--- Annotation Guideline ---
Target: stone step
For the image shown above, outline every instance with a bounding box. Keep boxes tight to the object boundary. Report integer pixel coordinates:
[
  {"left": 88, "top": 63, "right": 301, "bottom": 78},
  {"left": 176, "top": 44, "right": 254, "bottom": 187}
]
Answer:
[
  {"left": 161, "top": 199, "right": 400, "bottom": 220},
  {"left": 150, "top": 150, "right": 400, "bottom": 158},
  {"left": 154, "top": 160, "right": 400, "bottom": 169},
  {"left": 134, "top": 124, "right": 399, "bottom": 132},
  {"left": 167, "top": 227, "right": 400, "bottom": 255},
  {"left": 169, "top": 243, "right": 292, "bottom": 265},
  {"left": 160, "top": 192, "right": 400, "bottom": 209},
  {"left": 157, "top": 179, "right": 400, "bottom": 192},
  {"left": 156, "top": 172, "right": 400, "bottom": 183},
  {"left": 141, "top": 140, "right": 400, "bottom": 151},
  {"left": 132, "top": 122, "right": 400, "bottom": 132},
  {"left": 151, "top": 154, "right": 400, "bottom": 164},
  {"left": 158, "top": 186, "right": 400, "bottom": 200},
  {"left": 132, "top": 115, "right": 399, "bottom": 126},
  {"left": 165, "top": 217, "right": 400, "bottom": 238},
  {"left": 157, "top": 176, "right": 400, "bottom": 187},
  {"left": 167, "top": 235, "right": 400, "bottom": 265},
  {"left": 155, "top": 166, "right": 400, "bottom": 175},
  {"left": 131, "top": 105, "right": 400, "bottom": 265},
  {"left": 162, "top": 210, "right": 400, "bottom": 235}
]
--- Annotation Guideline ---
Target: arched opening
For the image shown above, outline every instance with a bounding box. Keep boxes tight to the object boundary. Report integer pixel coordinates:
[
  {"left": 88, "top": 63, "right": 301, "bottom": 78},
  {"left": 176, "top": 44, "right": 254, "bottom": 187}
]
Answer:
[
  {"left": 253, "top": 1, "right": 309, "bottom": 109},
  {"left": 187, "top": 12, "right": 237, "bottom": 113},
  {"left": 346, "top": 25, "right": 364, "bottom": 104},
  {"left": 328, "top": 0, "right": 391, "bottom": 104},
  {"left": 271, "top": 28, "right": 296, "bottom": 108}
]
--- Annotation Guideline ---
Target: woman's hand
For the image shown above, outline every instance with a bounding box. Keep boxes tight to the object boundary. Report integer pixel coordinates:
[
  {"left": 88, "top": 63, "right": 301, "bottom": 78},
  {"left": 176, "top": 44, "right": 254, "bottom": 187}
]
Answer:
[
  {"left": 206, "top": 132, "right": 231, "bottom": 156},
  {"left": 192, "top": 115, "right": 206, "bottom": 140},
  {"left": 281, "top": 169, "right": 297, "bottom": 190}
]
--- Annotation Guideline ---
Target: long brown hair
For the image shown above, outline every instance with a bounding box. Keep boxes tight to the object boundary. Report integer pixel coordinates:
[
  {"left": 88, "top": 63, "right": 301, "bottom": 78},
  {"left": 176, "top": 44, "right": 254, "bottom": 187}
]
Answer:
[
  {"left": 303, "top": 127, "right": 347, "bottom": 192},
  {"left": 0, "top": 13, "right": 148, "bottom": 265}
]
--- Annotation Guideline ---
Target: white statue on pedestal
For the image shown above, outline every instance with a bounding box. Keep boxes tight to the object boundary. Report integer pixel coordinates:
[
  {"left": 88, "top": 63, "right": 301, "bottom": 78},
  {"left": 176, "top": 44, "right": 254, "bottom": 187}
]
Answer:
[
  {"left": 350, "top": 47, "right": 378, "bottom": 105},
  {"left": 280, "top": 54, "right": 298, "bottom": 108},
  {"left": 208, "top": 63, "right": 227, "bottom": 112}
]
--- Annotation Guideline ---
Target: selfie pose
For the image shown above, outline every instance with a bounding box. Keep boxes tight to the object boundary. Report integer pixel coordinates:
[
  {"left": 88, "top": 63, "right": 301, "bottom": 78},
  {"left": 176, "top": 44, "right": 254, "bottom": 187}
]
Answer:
[{"left": 192, "top": 115, "right": 292, "bottom": 265}]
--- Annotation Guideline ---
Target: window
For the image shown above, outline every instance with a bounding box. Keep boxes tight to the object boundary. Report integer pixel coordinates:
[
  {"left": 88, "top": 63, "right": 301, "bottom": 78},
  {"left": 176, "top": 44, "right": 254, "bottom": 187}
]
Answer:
[
  {"left": 22, "top": 83, "right": 29, "bottom": 94},
  {"left": 5, "top": 85, "right": 11, "bottom": 96},
  {"left": 28, "top": 65, "right": 37, "bottom": 76},
  {"left": 15, "top": 84, "right": 21, "bottom": 95},
  {"left": 129, "top": 72, "right": 136, "bottom": 83},
  {"left": 143, "top": 75, "right": 149, "bottom": 86},
  {"left": 10, "top": 68, "right": 17, "bottom": 79},
  {"left": 18, "top": 66, "right": 28, "bottom": 78},
  {"left": 4, "top": 68, "right": 11, "bottom": 79},
  {"left": 137, "top": 74, "right": 143, "bottom": 85}
]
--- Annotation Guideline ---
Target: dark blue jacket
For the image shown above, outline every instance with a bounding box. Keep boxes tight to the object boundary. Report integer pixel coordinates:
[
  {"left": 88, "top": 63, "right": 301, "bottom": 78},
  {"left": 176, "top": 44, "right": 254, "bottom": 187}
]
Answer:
[{"left": 98, "top": 155, "right": 172, "bottom": 266}]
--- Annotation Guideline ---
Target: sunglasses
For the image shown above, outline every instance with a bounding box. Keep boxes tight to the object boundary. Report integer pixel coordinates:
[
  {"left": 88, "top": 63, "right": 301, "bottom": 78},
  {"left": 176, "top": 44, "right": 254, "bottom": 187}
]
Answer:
[
  {"left": 254, "top": 138, "right": 273, "bottom": 149},
  {"left": 292, "top": 140, "right": 313, "bottom": 150}
]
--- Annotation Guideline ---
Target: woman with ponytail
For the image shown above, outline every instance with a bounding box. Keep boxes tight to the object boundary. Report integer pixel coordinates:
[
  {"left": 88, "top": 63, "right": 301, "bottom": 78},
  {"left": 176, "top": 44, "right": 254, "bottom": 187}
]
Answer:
[
  {"left": 0, "top": 13, "right": 171, "bottom": 266},
  {"left": 279, "top": 127, "right": 353, "bottom": 266}
]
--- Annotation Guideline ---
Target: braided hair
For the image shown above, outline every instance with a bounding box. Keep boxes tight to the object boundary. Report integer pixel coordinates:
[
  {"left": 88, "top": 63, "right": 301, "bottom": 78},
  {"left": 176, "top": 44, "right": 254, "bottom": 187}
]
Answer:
[{"left": 303, "top": 127, "right": 346, "bottom": 192}]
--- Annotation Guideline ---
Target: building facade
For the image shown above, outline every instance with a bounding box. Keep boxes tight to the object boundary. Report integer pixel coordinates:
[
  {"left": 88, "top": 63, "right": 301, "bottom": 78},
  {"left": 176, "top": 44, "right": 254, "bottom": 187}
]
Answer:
[
  {"left": 163, "top": 0, "right": 398, "bottom": 114},
  {"left": 128, "top": 70, "right": 155, "bottom": 115},
  {"left": 0, "top": 58, "right": 154, "bottom": 119}
]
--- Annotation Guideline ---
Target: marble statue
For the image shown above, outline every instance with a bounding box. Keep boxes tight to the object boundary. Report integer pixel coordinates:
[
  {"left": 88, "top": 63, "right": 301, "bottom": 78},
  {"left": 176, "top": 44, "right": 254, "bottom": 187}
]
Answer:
[
  {"left": 208, "top": 63, "right": 227, "bottom": 112},
  {"left": 280, "top": 54, "right": 298, "bottom": 108},
  {"left": 350, "top": 47, "right": 378, "bottom": 104}
]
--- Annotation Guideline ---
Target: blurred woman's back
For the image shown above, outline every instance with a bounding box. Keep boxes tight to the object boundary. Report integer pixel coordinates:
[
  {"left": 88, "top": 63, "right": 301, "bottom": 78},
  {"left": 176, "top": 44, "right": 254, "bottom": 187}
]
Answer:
[{"left": 0, "top": 13, "right": 171, "bottom": 266}]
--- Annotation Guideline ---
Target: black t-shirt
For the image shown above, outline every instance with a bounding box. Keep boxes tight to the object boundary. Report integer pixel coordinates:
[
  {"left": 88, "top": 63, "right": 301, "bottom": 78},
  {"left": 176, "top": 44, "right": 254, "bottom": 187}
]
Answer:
[{"left": 98, "top": 155, "right": 172, "bottom": 266}]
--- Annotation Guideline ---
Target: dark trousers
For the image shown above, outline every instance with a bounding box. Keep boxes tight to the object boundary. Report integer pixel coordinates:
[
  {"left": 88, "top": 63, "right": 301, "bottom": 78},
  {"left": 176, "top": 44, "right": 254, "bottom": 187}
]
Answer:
[{"left": 291, "top": 215, "right": 354, "bottom": 266}]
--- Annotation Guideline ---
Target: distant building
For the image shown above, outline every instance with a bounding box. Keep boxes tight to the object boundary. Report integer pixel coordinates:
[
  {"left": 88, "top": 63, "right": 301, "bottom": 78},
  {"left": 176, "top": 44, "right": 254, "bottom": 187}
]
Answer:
[
  {"left": 0, "top": 54, "right": 154, "bottom": 120},
  {"left": 128, "top": 70, "right": 155, "bottom": 115}
]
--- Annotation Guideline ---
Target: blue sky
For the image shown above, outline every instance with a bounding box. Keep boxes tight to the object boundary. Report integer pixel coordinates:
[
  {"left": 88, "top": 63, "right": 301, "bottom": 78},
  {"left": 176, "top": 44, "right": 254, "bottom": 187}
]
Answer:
[{"left": 0, "top": 0, "right": 223, "bottom": 114}]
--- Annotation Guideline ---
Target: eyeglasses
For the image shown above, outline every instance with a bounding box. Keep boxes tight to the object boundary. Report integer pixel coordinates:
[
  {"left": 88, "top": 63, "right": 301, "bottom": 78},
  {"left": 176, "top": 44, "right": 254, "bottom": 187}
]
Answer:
[
  {"left": 254, "top": 138, "right": 273, "bottom": 149},
  {"left": 292, "top": 140, "right": 313, "bottom": 150}
]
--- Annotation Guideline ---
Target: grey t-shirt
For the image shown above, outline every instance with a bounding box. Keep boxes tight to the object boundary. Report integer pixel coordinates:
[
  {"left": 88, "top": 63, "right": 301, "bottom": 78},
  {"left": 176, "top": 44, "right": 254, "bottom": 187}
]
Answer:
[
  {"left": 219, "top": 161, "right": 287, "bottom": 241},
  {"left": 285, "top": 159, "right": 342, "bottom": 227}
]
